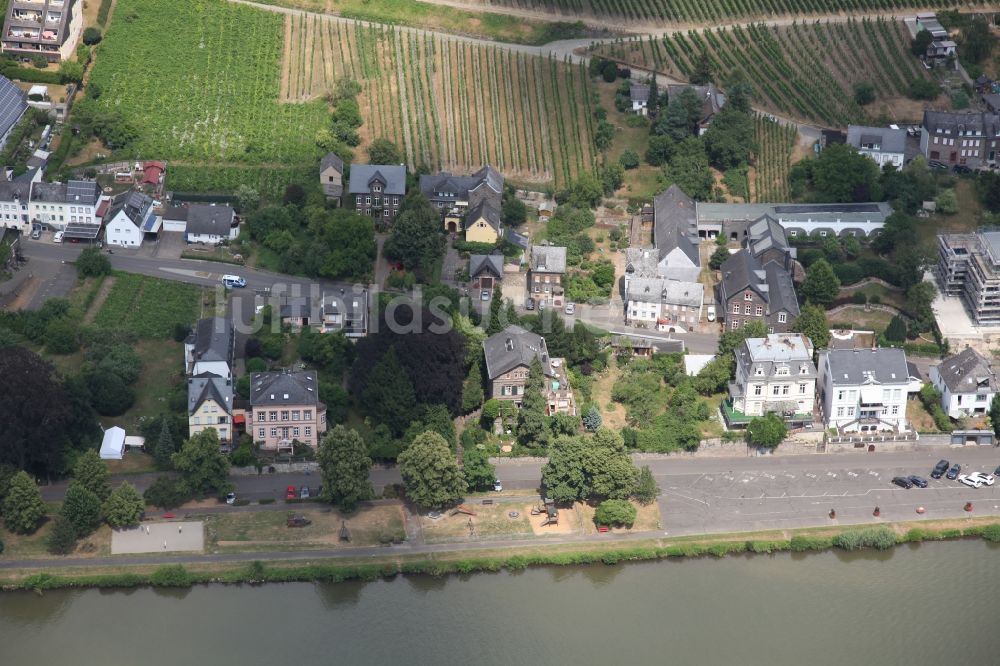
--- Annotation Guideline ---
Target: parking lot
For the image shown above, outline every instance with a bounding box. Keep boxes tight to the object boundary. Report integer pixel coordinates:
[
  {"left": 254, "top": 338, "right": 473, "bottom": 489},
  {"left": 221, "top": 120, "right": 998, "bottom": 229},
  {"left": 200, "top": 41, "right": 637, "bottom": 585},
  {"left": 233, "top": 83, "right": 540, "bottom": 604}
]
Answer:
[{"left": 658, "top": 452, "right": 1000, "bottom": 536}]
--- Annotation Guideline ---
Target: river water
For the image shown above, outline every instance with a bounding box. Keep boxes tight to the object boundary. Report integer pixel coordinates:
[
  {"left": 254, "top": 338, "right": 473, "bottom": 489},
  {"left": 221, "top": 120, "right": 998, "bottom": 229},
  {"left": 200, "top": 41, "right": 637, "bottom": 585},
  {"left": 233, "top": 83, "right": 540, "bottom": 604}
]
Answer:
[{"left": 1, "top": 540, "right": 999, "bottom": 665}]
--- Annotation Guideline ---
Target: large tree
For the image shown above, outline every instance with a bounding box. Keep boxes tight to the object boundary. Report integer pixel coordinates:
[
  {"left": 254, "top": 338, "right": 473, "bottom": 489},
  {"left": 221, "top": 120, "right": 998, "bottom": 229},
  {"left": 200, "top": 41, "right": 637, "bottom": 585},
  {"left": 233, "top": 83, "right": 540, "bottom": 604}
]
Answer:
[
  {"left": 703, "top": 106, "right": 756, "bottom": 170},
  {"left": 791, "top": 304, "right": 831, "bottom": 350},
  {"left": 350, "top": 304, "right": 468, "bottom": 417},
  {"left": 154, "top": 418, "right": 175, "bottom": 470},
  {"left": 541, "top": 428, "right": 638, "bottom": 504},
  {"left": 61, "top": 482, "right": 102, "bottom": 537},
  {"left": 517, "top": 357, "right": 550, "bottom": 450},
  {"left": 317, "top": 426, "right": 373, "bottom": 511},
  {"left": 359, "top": 346, "right": 417, "bottom": 436},
  {"left": 398, "top": 431, "right": 466, "bottom": 509},
  {"left": 808, "top": 143, "right": 883, "bottom": 202},
  {"left": 367, "top": 137, "right": 402, "bottom": 165},
  {"left": 0, "top": 347, "right": 75, "bottom": 476},
  {"left": 2, "top": 471, "right": 46, "bottom": 534},
  {"left": 664, "top": 137, "right": 713, "bottom": 201},
  {"left": 171, "top": 429, "right": 231, "bottom": 498},
  {"left": 312, "top": 208, "right": 376, "bottom": 281},
  {"left": 462, "top": 447, "right": 496, "bottom": 492},
  {"left": 103, "top": 481, "right": 145, "bottom": 529},
  {"left": 383, "top": 191, "right": 445, "bottom": 276},
  {"left": 800, "top": 258, "right": 841, "bottom": 307},
  {"left": 73, "top": 449, "right": 111, "bottom": 501},
  {"left": 747, "top": 413, "right": 788, "bottom": 449}
]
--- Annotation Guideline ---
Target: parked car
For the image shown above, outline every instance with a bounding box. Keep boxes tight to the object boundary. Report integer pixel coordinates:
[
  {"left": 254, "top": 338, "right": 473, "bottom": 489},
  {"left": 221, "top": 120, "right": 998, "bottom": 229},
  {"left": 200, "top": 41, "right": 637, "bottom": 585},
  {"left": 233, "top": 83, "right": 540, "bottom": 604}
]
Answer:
[
  {"left": 525, "top": 298, "right": 535, "bottom": 311},
  {"left": 908, "top": 475, "right": 928, "bottom": 488},
  {"left": 493, "top": 479, "right": 503, "bottom": 492},
  {"left": 222, "top": 274, "right": 246, "bottom": 289},
  {"left": 225, "top": 492, "right": 237, "bottom": 505},
  {"left": 706, "top": 304, "right": 716, "bottom": 322},
  {"left": 53, "top": 231, "right": 63, "bottom": 243},
  {"left": 538, "top": 300, "right": 546, "bottom": 310},
  {"left": 565, "top": 302, "right": 575, "bottom": 315},
  {"left": 946, "top": 464, "right": 962, "bottom": 480},
  {"left": 892, "top": 476, "right": 914, "bottom": 489},
  {"left": 481, "top": 289, "right": 490, "bottom": 301},
  {"left": 286, "top": 485, "right": 297, "bottom": 499},
  {"left": 931, "top": 459, "right": 950, "bottom": 479},
  {"left": 299, "top": 485, "right": 310, "bottom": 499},
  {"left": 928, "top": 160, "right": 949, "bottom": 171},
  {"left": 994, "top": 464, "right": 1000, "bottom": 477},
  {"left": 958, "top": 472, "right": 995, "bottom": 488},
  {"left": 953, "top": 164, "right": 972, "bottom": 175},
  {"left": 30, "top": 228, "right": 40, "bottom": 240}
]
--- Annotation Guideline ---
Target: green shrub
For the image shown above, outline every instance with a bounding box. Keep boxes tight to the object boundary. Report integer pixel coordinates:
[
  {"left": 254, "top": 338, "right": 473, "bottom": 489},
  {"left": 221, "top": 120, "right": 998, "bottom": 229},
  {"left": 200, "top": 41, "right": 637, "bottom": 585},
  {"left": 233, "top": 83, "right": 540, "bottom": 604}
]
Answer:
[
  {"left": 789, "top": 535, "right": 829, "bottom": 551},
  {"left": 46, "top": 516, "right": 79, "bottom": 555},
  {"left": 258, "top": 498, "right": 275, "bottom": 505},
  {"left": 150, "top": 564, "right": 193, "bottom": 587},
  {"left": 833, "top": 527, "right": 897, "bottom": 551},
  {"left": 980, "top": 523, "right": 1000, "bottom": 543},
  {"left": 594, "top": 499, "right": 637, "bottom": 528}
]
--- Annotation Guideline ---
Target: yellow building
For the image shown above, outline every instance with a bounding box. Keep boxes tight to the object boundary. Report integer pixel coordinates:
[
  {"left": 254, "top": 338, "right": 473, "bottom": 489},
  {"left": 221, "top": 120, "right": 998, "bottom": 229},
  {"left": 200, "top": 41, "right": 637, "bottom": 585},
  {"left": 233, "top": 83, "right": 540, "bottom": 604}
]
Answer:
[
  {"left": 188, "top": 375, "right": 234, "bottom": 443},
  {"left": 465, "top": 201, "right": 501, "bottom": 244}
]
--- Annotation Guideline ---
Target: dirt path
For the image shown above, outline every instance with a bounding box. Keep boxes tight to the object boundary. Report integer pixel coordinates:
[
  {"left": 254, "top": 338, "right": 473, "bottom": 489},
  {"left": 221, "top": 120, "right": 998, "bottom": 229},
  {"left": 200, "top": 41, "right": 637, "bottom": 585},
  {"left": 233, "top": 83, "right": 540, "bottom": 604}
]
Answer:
[{"left": 82, "top": 275, "right": 116, "bottom": 325}]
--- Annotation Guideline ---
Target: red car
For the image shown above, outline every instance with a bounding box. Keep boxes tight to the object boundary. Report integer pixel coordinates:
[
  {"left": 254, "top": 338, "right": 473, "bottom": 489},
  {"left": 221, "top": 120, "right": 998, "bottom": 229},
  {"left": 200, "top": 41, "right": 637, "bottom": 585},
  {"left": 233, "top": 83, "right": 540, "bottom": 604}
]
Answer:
[{"left": 286, "top": 485, "right": 297, "bottom": 500}]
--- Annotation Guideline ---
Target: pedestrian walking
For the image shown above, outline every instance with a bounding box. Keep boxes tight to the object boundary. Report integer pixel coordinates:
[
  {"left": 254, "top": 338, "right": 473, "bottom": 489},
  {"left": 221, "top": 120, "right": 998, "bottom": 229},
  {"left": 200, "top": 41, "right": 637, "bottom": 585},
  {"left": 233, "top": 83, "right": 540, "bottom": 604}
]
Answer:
[
  {"left": 178, "top": 525, "right": 182, "bottom": 533},
  {"left": 163, "top": 541, "right": 167, "bottom": 549}
]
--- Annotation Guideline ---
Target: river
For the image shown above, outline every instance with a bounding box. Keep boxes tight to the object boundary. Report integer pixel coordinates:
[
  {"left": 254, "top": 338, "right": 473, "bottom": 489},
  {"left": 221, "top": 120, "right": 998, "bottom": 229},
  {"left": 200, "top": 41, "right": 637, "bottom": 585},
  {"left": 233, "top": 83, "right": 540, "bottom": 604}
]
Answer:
[{"left": 1, "top": 540, "right": 998, "bottom": 665}]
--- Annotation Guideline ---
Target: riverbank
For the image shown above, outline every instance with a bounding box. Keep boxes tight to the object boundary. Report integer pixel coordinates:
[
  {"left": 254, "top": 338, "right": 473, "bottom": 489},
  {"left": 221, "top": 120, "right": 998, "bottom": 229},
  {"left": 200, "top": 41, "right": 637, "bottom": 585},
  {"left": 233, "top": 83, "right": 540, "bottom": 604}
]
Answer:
[{"left": 3, "top": 517, "right": 999, "bottom": 591}]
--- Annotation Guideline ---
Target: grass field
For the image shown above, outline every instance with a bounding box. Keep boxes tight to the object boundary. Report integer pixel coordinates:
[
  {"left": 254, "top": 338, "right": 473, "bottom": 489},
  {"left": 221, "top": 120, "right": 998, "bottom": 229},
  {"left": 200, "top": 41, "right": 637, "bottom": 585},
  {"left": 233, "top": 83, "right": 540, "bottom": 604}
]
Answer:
[
  {"left": 93, "top": 273, "right": 200, "bottom": 338},
  {"left": 442, "top": 0, "right": 975, "bottom": 23},
  {"left": 595, "top": 18, "right": 935, "bottom": 127},
  {"left": 89, "top": 0, "right": 328, "bottom": 165},
  {"left": 281, "top": 14, "right": 597, "bottom": 186}
]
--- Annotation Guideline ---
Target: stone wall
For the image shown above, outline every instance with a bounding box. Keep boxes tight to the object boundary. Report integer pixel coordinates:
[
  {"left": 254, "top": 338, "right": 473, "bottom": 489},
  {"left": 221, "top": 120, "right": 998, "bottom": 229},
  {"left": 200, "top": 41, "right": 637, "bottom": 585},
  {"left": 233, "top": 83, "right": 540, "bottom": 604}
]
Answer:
[{"left": 231, "top": 461, "right": 320, "bottom": 476}]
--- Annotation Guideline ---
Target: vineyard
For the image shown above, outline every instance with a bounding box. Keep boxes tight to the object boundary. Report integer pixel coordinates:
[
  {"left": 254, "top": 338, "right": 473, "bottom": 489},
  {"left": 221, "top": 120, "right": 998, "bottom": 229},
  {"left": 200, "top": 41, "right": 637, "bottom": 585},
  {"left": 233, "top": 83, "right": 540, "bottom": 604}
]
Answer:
[
  {"left": 594, "top": 18, "right": 931, "bottom": 127},
  {"left": 89, "top": 0, "right": 328, "bottom": 165},
  {"left": 167, "top": 165, "right": 316, "bottom": 200},
  {"left": 751, "top": 115, "right": 797, "bottom": 202},
  {"left": 281, "top": 13, "right": 597, "bottom": 186},
  {"left": 454, "top": 0, "right": 974, "bottom": 23}
]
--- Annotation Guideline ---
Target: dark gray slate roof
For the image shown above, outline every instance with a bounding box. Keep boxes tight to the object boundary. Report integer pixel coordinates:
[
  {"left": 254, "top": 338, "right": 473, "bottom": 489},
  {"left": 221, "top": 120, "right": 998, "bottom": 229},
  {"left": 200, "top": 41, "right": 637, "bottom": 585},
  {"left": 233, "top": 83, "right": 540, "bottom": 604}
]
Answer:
[
  {"left": 188, "top": 374, "right": 233, "bottom": 415},
  {"left": 922, "top": 110, "right": 1000, "bottom": 137},
  {"left": 629, "top": 82, "right": 650, "bottom": 103},
  {"left": 826, "top": 348, "right": 910, "bottom": 386},
  {"left": 419, "top": 165, "right": 503, "bottom": 207},
  {"left": 106, "top": 190, "right": 154, "bottom": 227},
  {"left": 652, "top": 185, "right": 700, "bottom": 267},
  {"left": 0, "top": 75, "right": 26, "bottom": 142},
  {"left": 321, "top": 152, "right": 344, "bottom": 174},
  {"left": 470, "top": 254, "right": 503, "bottom": 279},
  {"left": 719, "top": 249, "right": 798, "bottom": 318},
  {"left": 188, "top": 317, "right": 233, "bottom": 364},
  {"left": 483, "top": 325, "right": 552, "bottom": 380},
  {"left": 249, "top": 370, "right": 322, "bottom": 407},
  {"left": 466, "top": 199, "right": 501, "bottom": 232},
  {"left": 279, "top": 297, "right": 312, "bottom": 319},
  {"left": 505, "top": 229, "right": 529, "bottom": 249},
  {"left": 530, "top": 245, "right": 566, "bottom": 273},
  {"left": 29, "top": 182, "right": 66, "bottom": 202},
  {"left": 665, "top": 83, "right": 726, "bottom": 120},
  {"left": 747, "top": 215, "right": 795, "bottom": 261},
  {"left": 935, "top": 347, "right": 997, "bottom": 393},
  {"left": 348, "top": 164, "right": 406, "bottom": 195},
  {"left": 846, "top": 125, "right": 907, "bottom": 155},
  {"left": 0, "top": 179, "right": 30, "bottom": 202},
  {"left": 185, "top": 204, "right": 235, "bottom": 236}
]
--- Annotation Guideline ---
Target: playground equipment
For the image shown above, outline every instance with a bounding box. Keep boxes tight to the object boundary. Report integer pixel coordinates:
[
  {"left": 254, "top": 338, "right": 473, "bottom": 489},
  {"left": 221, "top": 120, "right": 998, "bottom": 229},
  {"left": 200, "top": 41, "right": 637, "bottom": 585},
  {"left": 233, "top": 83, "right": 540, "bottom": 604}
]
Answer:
[
  {"left": 339, "top": 520, "right": 351, "bottom": 542},
  {"left": 286, "top": 514, "right": 312, "bottom": 528},
  {"left": 450, "top": 504, "right": 476, "bottom": 517},
  {"left": 531, "top": 498, "right": 559, "bottom": 526}
]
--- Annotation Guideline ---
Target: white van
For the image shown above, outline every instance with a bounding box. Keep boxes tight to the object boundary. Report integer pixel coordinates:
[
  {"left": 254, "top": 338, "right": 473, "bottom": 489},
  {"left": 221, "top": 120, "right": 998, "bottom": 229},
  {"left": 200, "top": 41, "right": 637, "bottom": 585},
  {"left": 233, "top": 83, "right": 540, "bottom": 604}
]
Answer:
[
  {"left": 221, "top": 274, "right": 246, "bottom": 289},
  {"left": 706, "top": 305, "right": 716, "bottom": 322}
]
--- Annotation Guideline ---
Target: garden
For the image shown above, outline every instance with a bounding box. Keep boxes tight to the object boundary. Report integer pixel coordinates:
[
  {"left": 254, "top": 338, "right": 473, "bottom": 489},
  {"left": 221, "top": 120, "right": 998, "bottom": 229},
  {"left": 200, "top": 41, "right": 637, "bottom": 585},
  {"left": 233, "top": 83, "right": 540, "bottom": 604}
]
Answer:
[{"left": 93, "top": 273, "right": 200, "bottom": 339}]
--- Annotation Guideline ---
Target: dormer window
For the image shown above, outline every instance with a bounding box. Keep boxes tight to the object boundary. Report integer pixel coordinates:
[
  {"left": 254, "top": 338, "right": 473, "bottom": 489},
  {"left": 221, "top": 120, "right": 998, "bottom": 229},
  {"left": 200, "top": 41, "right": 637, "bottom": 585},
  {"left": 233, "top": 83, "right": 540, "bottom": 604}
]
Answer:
[
  {"left": 373, "top": 185, "right": 382, "bottom": 193},
  {"left": 744, "top": 291, "right": 752, "bottom": 301},
  {"left": 754, "top": 367, "right": 764, "bottom": 376},
  {"left": 800, "top": 365, "right": 808, "bottom": 375}
]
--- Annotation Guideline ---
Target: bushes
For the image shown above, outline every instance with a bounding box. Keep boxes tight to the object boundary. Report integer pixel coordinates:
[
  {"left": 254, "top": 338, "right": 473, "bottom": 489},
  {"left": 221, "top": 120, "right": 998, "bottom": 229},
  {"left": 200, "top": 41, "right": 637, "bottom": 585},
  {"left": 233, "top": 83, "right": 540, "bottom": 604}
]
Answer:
[
  {"left": 594, "top": 499, "right": 637, "bottom": 528},
  {"left": 150, "top": 564, "right": 193, "bottom": 587},
  {"left": 789, "top": 535, "right": 830, "bottom": 552},
  {"left": 981, "top": 523, "right": 1000, "bottom": 543},
  {"left": 832, "top": 527, "right": 897, "bottom": 551}
]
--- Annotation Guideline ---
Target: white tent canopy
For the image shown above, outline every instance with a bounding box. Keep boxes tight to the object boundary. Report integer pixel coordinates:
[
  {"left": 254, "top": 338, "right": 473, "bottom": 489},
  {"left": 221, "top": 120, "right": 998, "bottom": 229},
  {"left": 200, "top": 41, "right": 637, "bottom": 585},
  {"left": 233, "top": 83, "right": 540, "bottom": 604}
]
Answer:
[{"left": 100, "top": 426, "right": 126, "bottom": 460}]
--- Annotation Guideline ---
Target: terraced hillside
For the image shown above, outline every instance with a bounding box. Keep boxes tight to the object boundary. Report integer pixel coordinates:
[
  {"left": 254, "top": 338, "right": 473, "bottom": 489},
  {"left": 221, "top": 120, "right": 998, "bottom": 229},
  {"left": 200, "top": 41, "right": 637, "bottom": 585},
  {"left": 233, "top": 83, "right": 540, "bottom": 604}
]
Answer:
[
  {"left": 595, "top": 18, "right": 933, "bottom": 127},
  {"left": 457, "top": 0, "right": 977, "bottom": 23},
  {"left": 281, "top": 13, "right": 598, "bottom": 186}
]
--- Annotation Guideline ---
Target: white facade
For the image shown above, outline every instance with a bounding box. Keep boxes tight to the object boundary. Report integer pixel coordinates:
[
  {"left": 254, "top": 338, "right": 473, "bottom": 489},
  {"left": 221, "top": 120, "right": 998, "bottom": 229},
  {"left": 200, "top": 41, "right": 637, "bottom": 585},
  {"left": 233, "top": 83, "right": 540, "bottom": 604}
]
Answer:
[
  {"left": 931, "top": 374, "right": 994, "bottom": 419},
  {"left": 730, "top": 334, "right": 816, "bottom": 420},
  {"left": 29, "top": 199, "right": 98, "bottom": 230},
  {"left": 105, "top": 209, "right": 144, "bottom": 247},
  {"left": 625, "top": 277, "right": 703, "bottom": 331},
  {"left": 929, "top": 349, "right": 997, "bottom": 419},
  {"left": 819, "top": 349, "right": 911, "bottom": 433},
  {"left": 187, "top": 226, "right": 237, "bottom": 245}
]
